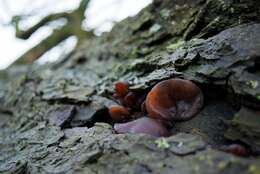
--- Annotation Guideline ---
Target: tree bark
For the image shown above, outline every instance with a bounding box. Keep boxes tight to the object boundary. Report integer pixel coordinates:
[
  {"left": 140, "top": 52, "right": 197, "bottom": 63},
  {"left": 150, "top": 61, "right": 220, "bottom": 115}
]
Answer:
[{"left": 1, "top": 0, "right": 260, "bottom": 173}]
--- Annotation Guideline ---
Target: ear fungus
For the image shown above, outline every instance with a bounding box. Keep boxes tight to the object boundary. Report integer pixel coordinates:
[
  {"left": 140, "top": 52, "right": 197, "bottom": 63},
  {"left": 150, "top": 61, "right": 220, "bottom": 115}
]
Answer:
[
  {"left": 109, "top": 105, "right": 131, "bottom": 122},
  {"left": 114, "top": 82, "right": 129, "bottom": 98},
  {"left": 114, "top": 117, "right": 170, "bottom": 137},
  {"left": 124, "top": 92, "right": 146, "bottom": 110},
  {"left": 218, "top": 144, "right": 247, "bottom": 157},
  {"left": 145, "top": 79, "right": 203, "bottom": 122},
  {"left": 109, "top": 78, "right": 204, "bottom": 137}
]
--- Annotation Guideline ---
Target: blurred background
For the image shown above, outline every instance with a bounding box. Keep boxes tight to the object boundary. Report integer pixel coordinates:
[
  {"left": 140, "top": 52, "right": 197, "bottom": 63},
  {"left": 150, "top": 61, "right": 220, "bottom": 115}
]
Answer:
[{"left": 0, "top": 0, "right": 152, "bottom": 69}]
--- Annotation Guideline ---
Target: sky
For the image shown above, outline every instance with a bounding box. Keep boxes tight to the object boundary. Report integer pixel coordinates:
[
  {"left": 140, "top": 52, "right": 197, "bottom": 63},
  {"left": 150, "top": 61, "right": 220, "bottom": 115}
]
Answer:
[{"left": 0, "top": 0, "right": 152, "bottom": 69}]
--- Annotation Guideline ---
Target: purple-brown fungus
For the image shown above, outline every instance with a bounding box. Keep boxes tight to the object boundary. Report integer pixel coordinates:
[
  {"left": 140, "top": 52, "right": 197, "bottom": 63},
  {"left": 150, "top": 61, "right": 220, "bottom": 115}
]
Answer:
[
  {"left": 109, "top": 78, "right": 204, "bottom": 137},
  {"left": 146, "top": 78, "right": 203, "bottom": 122},
  {"left": 114, "top": 117, "right": 170, "bottom": 137},
  {"left": 108, "top": 105, "right": 131, "bottom": 122},
  {"left": 218, "top": 144, "right": 247, "bottom": 157}
]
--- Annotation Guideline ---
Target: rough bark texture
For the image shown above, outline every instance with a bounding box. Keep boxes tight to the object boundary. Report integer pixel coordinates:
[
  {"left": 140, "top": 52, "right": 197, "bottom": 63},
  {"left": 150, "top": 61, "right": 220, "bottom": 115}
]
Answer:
[{"left": 1, "top": 0, "right": 260, "bottom": 173}]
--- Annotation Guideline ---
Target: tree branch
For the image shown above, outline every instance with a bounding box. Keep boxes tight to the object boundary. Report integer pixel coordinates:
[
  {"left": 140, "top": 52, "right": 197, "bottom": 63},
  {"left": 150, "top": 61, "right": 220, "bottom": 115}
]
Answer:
[
  {"left": 13, "top": 26, "right": 73, "bottom": 65},
  {"left": 15, "top": 12, "right": 71, "bottom": 39}
]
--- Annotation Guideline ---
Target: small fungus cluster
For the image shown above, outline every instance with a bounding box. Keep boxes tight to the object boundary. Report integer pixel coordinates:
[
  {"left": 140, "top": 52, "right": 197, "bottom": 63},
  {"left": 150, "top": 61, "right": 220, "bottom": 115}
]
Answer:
[
  {"left": 218, "top": 144, "right": 247, "bottom": 157},
  {"left": 109, "top": 78, "right": 204, "bottom": 137}
]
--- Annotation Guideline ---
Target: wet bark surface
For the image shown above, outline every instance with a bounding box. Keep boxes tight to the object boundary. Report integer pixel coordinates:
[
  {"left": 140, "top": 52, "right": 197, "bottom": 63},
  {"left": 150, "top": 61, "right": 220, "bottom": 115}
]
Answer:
[{"left": 0, "top": 0, "right": 260, "bottom": 173}]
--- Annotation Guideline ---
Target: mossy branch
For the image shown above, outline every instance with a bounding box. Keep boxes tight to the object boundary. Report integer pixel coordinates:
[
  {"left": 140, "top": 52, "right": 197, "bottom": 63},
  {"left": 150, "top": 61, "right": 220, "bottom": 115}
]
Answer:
[
  {"left": 11, "top": 0, "right": 92, "bottom": 66},
  {"left": 15, "top": 12, "right": 71, "bottom": 39},
  {"left": 13, "top": 26, "right": 73, "bottom": 65}
]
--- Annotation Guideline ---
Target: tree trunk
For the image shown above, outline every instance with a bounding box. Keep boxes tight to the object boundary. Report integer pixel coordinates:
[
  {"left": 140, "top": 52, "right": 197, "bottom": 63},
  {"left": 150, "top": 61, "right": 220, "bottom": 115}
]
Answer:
[{"left": 1, "top": 0, "right": 260, "bottom": 173}]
